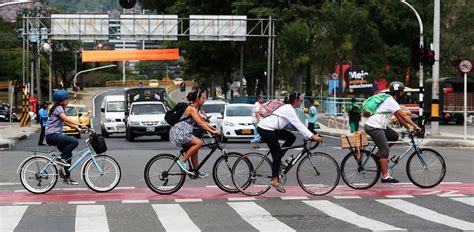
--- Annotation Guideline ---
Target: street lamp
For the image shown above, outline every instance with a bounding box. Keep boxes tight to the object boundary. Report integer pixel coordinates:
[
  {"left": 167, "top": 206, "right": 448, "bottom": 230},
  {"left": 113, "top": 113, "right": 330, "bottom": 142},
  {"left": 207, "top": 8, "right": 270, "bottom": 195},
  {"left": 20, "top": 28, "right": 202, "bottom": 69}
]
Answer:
[
  {"left": 73, "top": 64, "right": 117, "bottom": 103},
  {"left": 0, "top": 0, "right": 39, "bottom": 8},
  {"left": 401, "top": 0, "right": 425, "bottom": 132}
]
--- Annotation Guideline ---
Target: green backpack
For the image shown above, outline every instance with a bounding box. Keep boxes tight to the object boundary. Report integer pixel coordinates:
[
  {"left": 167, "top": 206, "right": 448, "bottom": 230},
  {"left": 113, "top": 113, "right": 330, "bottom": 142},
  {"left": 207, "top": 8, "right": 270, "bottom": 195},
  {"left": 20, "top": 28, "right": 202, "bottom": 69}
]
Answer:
[{"left": 362, "top": 93, "right": 391, "bottom": 117}]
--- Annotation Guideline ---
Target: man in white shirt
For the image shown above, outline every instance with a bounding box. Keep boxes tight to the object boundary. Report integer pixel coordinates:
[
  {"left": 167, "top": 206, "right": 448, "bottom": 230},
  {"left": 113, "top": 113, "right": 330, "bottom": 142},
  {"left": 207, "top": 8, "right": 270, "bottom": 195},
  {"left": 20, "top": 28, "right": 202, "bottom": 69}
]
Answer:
[
  {"left": 364, "top": 81, "right": 421, "bottom": 183},
  {"left": 258, "top": 92, "right": 321, "bottom": 193},
  {"left": 250, "top": 96, "right": 263, "bottom": 148}
]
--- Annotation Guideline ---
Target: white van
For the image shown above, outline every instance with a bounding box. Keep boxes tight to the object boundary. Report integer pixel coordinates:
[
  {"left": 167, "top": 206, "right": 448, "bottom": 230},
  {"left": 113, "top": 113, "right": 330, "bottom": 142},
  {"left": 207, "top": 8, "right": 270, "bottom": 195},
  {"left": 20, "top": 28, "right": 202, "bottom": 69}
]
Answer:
[{"left": 100, "top": 95, "right": 126, "bottom": 137}]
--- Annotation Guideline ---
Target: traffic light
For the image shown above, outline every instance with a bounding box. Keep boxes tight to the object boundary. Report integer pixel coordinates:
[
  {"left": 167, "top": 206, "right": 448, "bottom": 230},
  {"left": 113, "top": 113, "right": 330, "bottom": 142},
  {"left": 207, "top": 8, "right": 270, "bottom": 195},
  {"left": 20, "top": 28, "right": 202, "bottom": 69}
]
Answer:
[
  {"left": 424, "top": 49, "right": 435, "bottom": 66},
  {"left": 119, "top": 0, "right": 136, "bottom": 9},
  {"left": 411, "top": 47, "right": 435, "bottom": 66}
]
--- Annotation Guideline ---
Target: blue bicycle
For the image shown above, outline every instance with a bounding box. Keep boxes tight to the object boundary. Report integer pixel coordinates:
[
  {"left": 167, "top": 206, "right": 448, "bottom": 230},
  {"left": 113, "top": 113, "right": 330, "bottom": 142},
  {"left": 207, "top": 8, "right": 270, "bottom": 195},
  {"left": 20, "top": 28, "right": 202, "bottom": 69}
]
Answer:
[{"left": 18, "top": 128, "right": 121, "bottom": 194}]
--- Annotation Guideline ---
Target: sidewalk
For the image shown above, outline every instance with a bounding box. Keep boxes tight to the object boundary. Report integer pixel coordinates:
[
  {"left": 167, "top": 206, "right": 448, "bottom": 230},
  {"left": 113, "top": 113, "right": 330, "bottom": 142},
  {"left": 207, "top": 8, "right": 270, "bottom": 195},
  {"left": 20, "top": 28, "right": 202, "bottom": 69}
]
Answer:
[{"left": 316, "top": 113, "right": 474, "bottom": 147}]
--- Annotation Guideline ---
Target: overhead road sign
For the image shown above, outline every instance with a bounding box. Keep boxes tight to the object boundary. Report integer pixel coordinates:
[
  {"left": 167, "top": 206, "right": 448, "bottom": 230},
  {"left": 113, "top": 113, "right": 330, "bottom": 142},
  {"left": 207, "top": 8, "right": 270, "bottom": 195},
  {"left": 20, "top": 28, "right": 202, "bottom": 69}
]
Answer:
[
  {"left": 120, "top": 15, "right": 179, "bottom": 41},
  {"left": 51, "top": 14, "right": 109, "bottom": 42},
  {"left": 82, "top": 49, "right": 179, "bottom": 62},
  {"left": 190, "top": 15, "right": 247, "bottom": 41}
]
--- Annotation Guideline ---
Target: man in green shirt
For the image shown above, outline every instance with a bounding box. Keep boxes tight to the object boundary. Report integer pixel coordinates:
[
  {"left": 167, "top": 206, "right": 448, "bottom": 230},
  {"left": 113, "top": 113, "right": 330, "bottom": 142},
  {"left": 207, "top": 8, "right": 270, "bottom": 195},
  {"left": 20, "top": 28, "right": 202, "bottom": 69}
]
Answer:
[{"left": 347, "top": 98, "right": 361, "bottom": 133}]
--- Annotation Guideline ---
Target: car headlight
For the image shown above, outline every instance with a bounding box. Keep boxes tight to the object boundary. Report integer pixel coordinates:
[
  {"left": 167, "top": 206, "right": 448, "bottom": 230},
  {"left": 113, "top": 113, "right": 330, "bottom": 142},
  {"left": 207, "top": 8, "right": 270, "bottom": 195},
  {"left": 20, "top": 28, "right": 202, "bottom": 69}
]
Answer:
[
  {"left": 130, "top": 121, "right": 140, "bottom": 126},
  {"left": 223, "top": 121, "right": 235, "bottom": 126}
]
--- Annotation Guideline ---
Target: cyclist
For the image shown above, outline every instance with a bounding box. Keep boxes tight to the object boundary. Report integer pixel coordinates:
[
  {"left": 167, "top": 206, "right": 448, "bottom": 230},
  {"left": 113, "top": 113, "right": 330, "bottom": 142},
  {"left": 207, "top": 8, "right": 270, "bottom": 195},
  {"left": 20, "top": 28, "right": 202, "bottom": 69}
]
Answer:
[
  {"left": 170, "top": 90, "right": 221, "bottom": 178},
  {"left": 257, "top": 91, "right": 321, "bottom": 193},
  {"left": 45, "top": 90, "right": 85, "bottom": 185},
  {"left": 364, "top": 81, "right": 421, "bottom": 183}
]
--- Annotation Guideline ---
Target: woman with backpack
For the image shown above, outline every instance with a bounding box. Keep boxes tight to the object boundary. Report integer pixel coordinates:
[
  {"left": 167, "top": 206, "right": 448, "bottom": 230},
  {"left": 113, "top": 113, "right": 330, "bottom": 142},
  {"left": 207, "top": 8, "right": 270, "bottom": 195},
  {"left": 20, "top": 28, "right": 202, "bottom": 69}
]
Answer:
[
  {"left": 257, "top": 91, "right": 321, "bottom": 193},
  {"left": 169, "top": 90, "right": 221, "bottom": 178}
]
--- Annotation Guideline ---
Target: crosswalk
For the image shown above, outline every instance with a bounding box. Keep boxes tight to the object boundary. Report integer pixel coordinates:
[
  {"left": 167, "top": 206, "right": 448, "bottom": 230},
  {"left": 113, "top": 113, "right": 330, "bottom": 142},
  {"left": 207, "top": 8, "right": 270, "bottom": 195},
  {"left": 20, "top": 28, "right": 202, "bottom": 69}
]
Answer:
[{"left": 1, "top": 195, "right": 473, "bottom": 232}]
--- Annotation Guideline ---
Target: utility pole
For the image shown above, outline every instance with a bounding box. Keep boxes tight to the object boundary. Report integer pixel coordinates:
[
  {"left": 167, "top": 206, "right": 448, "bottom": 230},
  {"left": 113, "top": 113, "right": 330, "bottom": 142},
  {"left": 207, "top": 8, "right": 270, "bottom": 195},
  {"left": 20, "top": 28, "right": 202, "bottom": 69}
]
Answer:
[{"left": 431, "top": 0, "right": 441, "bottom": 135}]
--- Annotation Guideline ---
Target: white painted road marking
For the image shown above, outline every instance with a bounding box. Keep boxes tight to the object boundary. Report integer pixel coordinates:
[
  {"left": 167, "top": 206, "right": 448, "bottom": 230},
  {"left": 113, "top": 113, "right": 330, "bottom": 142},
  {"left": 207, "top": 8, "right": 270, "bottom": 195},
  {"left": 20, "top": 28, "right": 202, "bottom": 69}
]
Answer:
[
  {"left": 152, "top": 204, "right": 200, "bottom": 232},
  {"left": 228, "top": 202, "right": 295, "bottom": 232},
  {"left": 450, "top": 197, "right": 474, "bottom": 206},
  {"left": 304, "top": 200, "right": 405, "bottom": 231},
  {"left": 0, "top": 206, "right": 27, "bottom": 232},
  {"left": 75, "top": 205, "right": 109, "bottom": 232},
  {"left": 377, "top": 199, "right": 474, "bottom": 231}
]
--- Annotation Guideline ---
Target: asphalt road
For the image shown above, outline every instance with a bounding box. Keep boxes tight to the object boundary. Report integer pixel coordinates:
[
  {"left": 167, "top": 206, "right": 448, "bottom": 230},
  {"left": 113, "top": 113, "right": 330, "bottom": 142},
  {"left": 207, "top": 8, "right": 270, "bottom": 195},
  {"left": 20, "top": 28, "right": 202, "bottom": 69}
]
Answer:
[{"left": 0, "top": 88, "right": 472, "bottom": 231}]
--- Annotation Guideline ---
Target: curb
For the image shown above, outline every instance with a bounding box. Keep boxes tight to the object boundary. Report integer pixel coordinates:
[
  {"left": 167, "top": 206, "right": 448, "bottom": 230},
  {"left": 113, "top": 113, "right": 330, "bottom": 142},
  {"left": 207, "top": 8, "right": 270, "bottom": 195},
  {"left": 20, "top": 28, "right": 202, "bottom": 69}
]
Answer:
[{"left": 0, "top": 127, "right": 40, "bottom": 150}]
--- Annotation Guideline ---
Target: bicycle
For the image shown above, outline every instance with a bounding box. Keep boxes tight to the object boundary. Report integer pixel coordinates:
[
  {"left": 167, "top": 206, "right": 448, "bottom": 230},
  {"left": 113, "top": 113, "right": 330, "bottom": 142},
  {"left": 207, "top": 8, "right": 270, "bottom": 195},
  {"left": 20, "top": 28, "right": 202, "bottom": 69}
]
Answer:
[
  {"left": 144, "top": 135, "right": 248, "bottom": 194},
  {"left": 17, "top": 128, "right": 121, "bottom": 194},
  {"left": 231, "top": 138, "right": 340, "bottom": 196},
  {"left": 340, "top": 131, "right": 446, "bottom": 189}
]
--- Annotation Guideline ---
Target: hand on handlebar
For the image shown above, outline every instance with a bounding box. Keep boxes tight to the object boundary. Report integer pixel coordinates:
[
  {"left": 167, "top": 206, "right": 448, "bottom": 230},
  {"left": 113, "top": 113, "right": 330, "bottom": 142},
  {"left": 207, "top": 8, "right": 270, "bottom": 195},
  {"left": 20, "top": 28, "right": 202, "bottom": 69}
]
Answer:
[{"left": 310, "top": 134, "right": 322, "bottom": 142}]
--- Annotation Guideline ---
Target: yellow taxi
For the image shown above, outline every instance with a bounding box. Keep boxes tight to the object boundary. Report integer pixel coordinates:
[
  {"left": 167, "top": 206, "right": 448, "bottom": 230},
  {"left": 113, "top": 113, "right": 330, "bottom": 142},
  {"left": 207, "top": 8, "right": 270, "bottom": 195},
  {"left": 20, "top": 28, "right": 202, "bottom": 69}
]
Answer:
[
  {"left": 75, "top": 105, "right": 91, "bottom": 127},
  {"left": 62, "top": 104, "right": 86, "bottom": 139},
  {"left": 149, "top": 79, "right": 159, "bottom": 87}
]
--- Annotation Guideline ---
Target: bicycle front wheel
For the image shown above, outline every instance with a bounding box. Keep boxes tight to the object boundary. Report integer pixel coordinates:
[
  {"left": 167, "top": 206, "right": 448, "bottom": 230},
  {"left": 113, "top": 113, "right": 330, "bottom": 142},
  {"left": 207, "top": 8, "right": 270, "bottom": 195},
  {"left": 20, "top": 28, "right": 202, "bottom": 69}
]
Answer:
[
  {"left": 19, "top": 156, "right": 58, "bottom": 194},
  {"left": 407, "top": 148, "right": 446, "bottom": 188},
  {"left": 83, "top": 155, "right": 121, "bottom": 192},
  {"left": 144, "top": 154, "right": 185, "bottom": 194},
  {"left": 232, "top": 152, "right": 272, "bottom": 196},
  {"left": 297, "top": 152, "right": 340, "bottom": 196},
  {"left": 341, "top": 150, "right": 380, "bottom": 189},
  {"left": 212, "top": 152, "right": 244, "bottom": 193}
]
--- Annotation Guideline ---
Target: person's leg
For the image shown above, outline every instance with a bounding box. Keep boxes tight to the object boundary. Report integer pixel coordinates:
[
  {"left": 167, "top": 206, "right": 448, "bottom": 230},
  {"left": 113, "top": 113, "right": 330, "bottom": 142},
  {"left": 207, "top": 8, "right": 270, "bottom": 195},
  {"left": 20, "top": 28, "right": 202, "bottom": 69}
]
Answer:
[
  {"left": 308, "top": 123, "right": 315, "bottom": 134},
  {"left": 181, "top": 137, "right": 202, "bottom": 169},
  {"left": 349, "top": 121, "right": 356, "bottom": 133},
  {"left": 257, "top": 128, "right": 282, "bottom": 180},
  {"left": 354, "top": 121, "right": 359, "bottom": 132},
  {"left": 364, "top": 125, "right": 391, "bottom": 179},
  {"left": 278, "top": 129, "right": 296, "bottom": 152},
  {"left": 38, "top": 126, "right": 45, "bottom": 145},
  {"left": 251, "top": 123, "right": 261, "bottom": 144},
  {"left": 55, "top": 134, "right": 79, "bottom": 177}
]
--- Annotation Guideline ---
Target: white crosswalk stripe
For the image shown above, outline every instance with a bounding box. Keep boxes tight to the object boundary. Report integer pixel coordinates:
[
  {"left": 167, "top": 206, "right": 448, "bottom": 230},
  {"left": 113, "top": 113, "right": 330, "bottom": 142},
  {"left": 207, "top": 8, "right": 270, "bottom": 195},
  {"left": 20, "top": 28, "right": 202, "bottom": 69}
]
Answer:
[
  {"left": 152, "top": 204, "right": 200, "bottom": 232},
  {"left": 228, "top": 202, "right": 296, "bottom": 232},
  {"left": 303, "top": 200, "right": 405, "bottom": 231},
  {"left": 451, "top": 197, "right": 474, "bottom": 206},
  {"left": 0, "top": 206, "right": 27, "bottom": 232},
  {"left": 377, "top": 199, "right": 474, "bottom": 231},
  {"left": 75, "top": 205, "right": 109, "bottom": 232}
]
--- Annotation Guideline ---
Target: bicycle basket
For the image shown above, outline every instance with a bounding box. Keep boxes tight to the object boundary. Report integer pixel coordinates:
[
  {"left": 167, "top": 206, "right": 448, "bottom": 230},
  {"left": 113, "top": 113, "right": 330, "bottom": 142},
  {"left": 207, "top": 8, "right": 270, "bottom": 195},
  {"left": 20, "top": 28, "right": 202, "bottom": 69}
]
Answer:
[{"left": 90, "top": 133, "right": 107, "bottom": 154}]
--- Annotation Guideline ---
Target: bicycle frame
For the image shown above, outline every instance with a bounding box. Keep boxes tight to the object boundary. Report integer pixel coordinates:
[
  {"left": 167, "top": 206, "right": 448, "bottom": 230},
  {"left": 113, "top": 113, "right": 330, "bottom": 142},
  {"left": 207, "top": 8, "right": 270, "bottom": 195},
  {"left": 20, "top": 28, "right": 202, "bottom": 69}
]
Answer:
[{"left": 178, "top": 137, "right": 227, "bottom": 172}]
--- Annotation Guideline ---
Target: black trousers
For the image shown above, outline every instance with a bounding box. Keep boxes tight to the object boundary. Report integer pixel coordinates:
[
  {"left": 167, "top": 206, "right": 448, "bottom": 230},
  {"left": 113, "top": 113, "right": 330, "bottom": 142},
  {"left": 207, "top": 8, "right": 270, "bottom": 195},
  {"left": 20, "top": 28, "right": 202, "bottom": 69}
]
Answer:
[
  {"left": 308, "top": 123, "right": 315, "bottom": 134},
  {"left": 257, "top": 127, "right": 296, "bottom": 178},
  {"left": 38, "top": 125, "right": 46, "bottom": 145}
]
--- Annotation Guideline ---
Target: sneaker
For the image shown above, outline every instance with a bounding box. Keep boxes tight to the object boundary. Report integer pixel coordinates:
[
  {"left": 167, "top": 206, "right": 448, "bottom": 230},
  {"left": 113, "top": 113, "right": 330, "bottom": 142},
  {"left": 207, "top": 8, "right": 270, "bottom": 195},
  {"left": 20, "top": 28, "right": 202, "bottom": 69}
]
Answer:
[
  {"left": 176, "top": 160, "right": 194, "bottom": 175},
  {"left": 251, "top": 141, "right": 259, "bottom": 149},
  {"left": 381, "top": 175, "right": 399, "bottom": 183},
  {"left": 270, "top": 182, "right": 286, "bottom": 193},
  {"left": 55, "top": 157, "right": 70, "bottom": 167},
  {"left": 198, "top": 171, "right": 209, "bottom": 179},
  {"left": 63, "top": 178, "right": 79, "bottom": 185}
]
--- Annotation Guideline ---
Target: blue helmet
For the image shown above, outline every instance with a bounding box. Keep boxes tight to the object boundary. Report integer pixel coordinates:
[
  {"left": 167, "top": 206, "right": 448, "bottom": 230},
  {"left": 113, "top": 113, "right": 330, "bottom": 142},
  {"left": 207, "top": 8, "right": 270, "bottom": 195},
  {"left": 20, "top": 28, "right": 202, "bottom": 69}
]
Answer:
[{"left": 53, "top": 90, "right": 69, "bottom": 101}]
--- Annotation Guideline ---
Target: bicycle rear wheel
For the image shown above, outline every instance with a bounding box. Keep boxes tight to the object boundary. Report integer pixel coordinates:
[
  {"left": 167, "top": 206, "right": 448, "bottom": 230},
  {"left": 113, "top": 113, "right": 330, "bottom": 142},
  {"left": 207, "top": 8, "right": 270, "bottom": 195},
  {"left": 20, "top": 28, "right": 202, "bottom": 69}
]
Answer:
[
  {"left": 407, "top": 148, "right": 446, "bottom": 188},
  {"left": 83, "top": 155, "right": 121, "bottom": 192},
  {"left": 232, "top": 152, "right": 272, "bottom": 196},
  {"left": 144, "top": 154, "right": 186, "bottom": 194},
  {"left": 212, "top": 152, "right": 246, "bottom": 193},
  {"left": 19, "top": 156, "right": 58, "bottom": 194},
  {"left": 297, "top": 152, "right": 340, "bottom": 196},
  {"left": 341, "top": 150, "right": 380, "bottom": 189}
]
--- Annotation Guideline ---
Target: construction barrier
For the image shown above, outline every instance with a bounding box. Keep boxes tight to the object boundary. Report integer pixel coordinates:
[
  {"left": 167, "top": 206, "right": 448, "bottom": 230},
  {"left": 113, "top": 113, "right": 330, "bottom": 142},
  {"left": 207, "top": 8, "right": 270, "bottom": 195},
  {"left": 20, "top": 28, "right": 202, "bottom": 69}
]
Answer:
[{"left": 19, "top": 90, "right": 30, "bottom": 127}]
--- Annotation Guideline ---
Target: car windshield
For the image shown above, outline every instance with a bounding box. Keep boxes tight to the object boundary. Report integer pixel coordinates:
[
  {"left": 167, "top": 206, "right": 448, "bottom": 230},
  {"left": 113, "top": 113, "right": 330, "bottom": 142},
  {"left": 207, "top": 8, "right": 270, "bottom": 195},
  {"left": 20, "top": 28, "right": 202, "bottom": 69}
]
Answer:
[
  {"left": 77, "top": 106, "right": 87, "bottom": 113},
  {"left": 107, "top": 101, "right": 125, "bottom": 112},
  {"left": 226, "top": 105, "right": 253, "bottom": 117},
  {"left": 131, "top": 104, "right": 165, "bottom": 115},
  {"left": 202, "top": 104, "right": 225, "bottom": 114},
  {"left": 65, "top": 106, "right": 77, "bottom": 116}
]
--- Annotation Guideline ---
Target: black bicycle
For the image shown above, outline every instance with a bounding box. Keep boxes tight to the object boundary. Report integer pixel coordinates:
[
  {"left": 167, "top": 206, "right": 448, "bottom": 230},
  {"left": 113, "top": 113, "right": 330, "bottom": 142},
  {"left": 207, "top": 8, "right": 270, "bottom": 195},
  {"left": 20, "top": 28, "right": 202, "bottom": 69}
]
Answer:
[
  {"left": 231, "top": 139, "right": 340, "bottom": 196},
  {"left": 144, "top": 135, "right": 248, "bottom": 194}
]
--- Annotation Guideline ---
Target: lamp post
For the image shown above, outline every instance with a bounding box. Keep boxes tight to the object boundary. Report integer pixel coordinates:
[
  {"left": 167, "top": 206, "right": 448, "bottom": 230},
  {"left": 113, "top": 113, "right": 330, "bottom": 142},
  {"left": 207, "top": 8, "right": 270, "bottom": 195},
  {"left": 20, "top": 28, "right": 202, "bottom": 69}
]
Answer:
[
  {"left": 401, "top": 0, "right": 425, "bottom": 133},
  {"left": 73, "top": 64, "right": 117, "bottom": 103}
]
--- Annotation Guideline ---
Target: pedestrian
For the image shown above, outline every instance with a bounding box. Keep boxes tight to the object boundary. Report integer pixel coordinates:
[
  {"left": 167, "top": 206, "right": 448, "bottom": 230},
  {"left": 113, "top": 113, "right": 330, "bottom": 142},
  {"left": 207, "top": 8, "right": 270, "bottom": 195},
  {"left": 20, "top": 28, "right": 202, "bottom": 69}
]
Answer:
[
  {"left": 306, "top": 99, "right": 318, "bottom": 134},
  {"left": 347, "top": 98, "right": 361, "bottom": 133},
  {"left": 250, "top": 95, "right": 263, "bottom": 148},
  {"left": 38, "top": 101, "right": 49, "bottom": 145}
]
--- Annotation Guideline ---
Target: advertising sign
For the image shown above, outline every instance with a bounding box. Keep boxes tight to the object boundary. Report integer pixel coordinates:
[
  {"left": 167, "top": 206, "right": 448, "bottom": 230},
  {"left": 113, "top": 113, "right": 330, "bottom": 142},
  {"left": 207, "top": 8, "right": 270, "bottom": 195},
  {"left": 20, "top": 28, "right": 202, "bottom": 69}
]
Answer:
[{"left": 346, "top": 66, "right": 373, "bottom": 95}]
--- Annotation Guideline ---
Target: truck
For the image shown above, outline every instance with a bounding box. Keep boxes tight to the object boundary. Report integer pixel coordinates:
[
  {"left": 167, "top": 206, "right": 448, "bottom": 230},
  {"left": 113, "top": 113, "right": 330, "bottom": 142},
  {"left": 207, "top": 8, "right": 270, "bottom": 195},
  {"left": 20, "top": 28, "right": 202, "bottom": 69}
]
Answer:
[
  {"left": 124, "top": 87, "right": 171, "bottom": 141},
  {"left": 424, "top": 77, "right": 474, "bottom": 124}
]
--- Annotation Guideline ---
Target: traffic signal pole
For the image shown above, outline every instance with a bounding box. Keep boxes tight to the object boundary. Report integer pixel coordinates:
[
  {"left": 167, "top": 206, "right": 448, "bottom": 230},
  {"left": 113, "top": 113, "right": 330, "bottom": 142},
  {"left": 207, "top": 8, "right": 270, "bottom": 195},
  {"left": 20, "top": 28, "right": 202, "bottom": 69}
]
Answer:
[{"left": 431, "top": 0, "right": 441, "bottom": 135}]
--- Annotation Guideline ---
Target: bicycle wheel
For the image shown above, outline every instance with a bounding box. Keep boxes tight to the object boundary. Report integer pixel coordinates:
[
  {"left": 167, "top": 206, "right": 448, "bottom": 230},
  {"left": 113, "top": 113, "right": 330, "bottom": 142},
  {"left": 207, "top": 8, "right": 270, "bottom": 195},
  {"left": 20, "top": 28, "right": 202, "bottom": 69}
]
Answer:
[
  {"left": 19, "top": 156, "right": 58, "bottom": 194},
  {"left": 297, "top": 152, "right": 340, "bottom": 196},
  {"left": 212, "top": 152, "right": 245, "bottom": 193},
  {"left": 83, "top": 155, "right": 121, "bottom": 192},
  {"left": 407, "top": 148, "right": 446, "bottom": 188},
  {"left": 144, "top": 154, "right": 186, "bottom": 194},
  {"left": 341, "top": 150, "right": 380, "bottom": 189},
  {"left": 232, "top": 152, "right": 272, "bottom": 196}
]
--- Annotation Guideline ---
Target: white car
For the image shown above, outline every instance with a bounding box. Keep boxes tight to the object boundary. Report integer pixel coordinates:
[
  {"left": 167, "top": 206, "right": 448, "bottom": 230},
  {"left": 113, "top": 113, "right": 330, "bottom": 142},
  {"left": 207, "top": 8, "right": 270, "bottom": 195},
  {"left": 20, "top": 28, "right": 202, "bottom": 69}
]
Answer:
[
  {"left": 100, "top": 95, "right": 126, "bottom": 137},
  {"left": 201, "top": 100, "right": 227, "bottom": 128},
  {"left": 173, "top": 78, "right": 183, "bottom": 85},
  {"left": 219, "top": 104, "right": 255, "bottom": 142}
]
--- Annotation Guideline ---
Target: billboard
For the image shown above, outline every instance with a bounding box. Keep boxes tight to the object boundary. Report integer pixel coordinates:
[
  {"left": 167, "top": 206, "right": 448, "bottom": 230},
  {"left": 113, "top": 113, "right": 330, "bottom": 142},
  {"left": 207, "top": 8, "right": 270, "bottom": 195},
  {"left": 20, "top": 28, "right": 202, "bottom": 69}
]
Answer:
[
  {"left": 189, "top": 15, "right": 247, "bottom": 41},
  {"left": 120, "top": 15, "right": 179, "bottom": 41},
  {"left": 51, "top": 14, "right": 109, "bottom": 42}
]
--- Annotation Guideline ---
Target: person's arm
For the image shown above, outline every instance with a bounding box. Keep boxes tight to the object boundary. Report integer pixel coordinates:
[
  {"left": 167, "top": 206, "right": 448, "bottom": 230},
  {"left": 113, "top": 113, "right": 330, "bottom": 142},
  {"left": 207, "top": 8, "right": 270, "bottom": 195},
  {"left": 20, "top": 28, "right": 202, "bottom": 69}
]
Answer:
[
  {"left": 394, "top": 110, "right": 420, "bottom": 132},
  {"left": 59, "top": 113, "right": 84, "bottom": 130},
  {"left": 189, "top": 107, "right": 219, "bottom": 133},
  {"left": 278, "top": 106, "right": 320, "bottom": 141}
]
